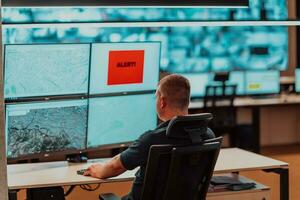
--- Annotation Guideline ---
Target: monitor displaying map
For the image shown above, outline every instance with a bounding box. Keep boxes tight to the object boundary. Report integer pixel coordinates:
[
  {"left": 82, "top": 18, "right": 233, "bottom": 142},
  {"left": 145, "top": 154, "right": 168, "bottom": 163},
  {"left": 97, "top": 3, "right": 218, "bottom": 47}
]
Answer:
[
  {"left": 4, "top": 44, "right": 90, "bottom": 100},
  {"left": 6, "top": 99, "right": 88, "bottom": 158}
]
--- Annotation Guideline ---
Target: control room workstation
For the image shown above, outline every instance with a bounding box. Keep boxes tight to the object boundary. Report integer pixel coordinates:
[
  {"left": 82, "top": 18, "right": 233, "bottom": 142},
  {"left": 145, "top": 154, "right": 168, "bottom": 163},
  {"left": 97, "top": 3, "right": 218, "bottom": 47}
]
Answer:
[
  {"left": 2, "top": 1, "right": 300, "bottom": 200},
  {"left": 4, "top": 41, "right": 295, "bottom": 200}
]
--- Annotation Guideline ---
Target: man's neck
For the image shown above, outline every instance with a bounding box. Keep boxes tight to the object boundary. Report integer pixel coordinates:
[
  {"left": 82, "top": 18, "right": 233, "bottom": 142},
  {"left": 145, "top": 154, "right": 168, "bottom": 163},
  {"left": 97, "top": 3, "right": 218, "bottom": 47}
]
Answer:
[{"left": 162, "top": 110, "right": 188, "bottom": 122}]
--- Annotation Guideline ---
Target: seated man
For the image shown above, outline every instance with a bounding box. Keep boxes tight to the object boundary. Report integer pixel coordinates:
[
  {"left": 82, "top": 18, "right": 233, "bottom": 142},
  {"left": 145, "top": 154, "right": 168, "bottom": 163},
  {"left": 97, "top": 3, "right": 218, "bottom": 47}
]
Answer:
[{"left": 84, "top": 74, "right": 215, "bottom": 200}]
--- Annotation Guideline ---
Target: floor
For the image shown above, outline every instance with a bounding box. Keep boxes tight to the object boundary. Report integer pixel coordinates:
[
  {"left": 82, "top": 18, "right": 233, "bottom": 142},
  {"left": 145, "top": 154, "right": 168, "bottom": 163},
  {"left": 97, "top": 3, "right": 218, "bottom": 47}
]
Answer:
[{"left": 241, "top": 144, "right": 300, "bottom": 200}]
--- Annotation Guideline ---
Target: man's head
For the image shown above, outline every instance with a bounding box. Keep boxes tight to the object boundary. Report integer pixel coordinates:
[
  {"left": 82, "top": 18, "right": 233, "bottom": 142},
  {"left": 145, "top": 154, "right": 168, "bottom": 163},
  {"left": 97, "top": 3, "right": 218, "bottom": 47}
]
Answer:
[{"left": 155, "top": 74, "right": 190, "bottom": 121}]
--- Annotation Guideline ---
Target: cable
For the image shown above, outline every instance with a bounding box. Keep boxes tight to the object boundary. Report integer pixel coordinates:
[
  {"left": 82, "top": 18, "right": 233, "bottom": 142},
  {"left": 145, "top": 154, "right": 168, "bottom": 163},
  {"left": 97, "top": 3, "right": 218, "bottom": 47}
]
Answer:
[
  {"left": 80, "top": 183, "right": 101, "bottom": 191},
  {"left": 65, "top": 185, "right": 76, "bottom": 197}
]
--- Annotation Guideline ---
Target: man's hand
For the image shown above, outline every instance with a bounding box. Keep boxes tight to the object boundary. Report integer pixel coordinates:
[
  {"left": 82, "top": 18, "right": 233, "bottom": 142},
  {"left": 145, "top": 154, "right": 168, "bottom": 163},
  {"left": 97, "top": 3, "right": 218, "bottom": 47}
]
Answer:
[
  {"left": 83, "top": 154, "right": 127, "bottom": 179},
  {"left": 83, "top": 164, "right": 104, "bottom": 178}
]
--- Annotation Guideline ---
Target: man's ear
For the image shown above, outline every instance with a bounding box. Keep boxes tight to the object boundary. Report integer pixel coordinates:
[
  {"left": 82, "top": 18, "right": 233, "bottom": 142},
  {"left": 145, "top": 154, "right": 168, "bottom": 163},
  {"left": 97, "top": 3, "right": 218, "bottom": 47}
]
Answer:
[{"left": 160, "top": 97, "right": 167, "bottom": 109}]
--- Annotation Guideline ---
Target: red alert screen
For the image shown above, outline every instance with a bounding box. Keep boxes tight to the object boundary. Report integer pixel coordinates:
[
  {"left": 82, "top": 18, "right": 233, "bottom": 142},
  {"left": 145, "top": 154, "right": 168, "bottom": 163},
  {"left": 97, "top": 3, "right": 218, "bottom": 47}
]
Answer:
[{"left": 107, "top": 50, "right": 145, "bottom": 85}]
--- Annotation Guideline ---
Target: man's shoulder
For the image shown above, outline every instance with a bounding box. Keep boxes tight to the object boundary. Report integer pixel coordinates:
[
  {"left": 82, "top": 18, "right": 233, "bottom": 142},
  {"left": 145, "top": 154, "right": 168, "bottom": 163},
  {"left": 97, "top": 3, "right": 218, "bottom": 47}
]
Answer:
[{"left": 139, "top": 127, "right": 167, "bottom": 142}]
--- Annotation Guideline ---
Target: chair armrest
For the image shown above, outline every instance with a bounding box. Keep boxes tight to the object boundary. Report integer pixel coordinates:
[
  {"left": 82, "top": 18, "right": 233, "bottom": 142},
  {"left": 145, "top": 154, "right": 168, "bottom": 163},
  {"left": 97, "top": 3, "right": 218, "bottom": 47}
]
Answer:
[{"left": 99, "top": 193, "right": 121, "bottom": 200}]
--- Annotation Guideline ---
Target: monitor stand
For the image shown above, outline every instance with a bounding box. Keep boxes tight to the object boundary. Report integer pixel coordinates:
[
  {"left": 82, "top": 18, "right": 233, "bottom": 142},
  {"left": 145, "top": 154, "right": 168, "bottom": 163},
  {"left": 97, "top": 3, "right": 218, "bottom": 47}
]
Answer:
[{"left": 66, "top": 153, "right": 88, "bottom": 163}]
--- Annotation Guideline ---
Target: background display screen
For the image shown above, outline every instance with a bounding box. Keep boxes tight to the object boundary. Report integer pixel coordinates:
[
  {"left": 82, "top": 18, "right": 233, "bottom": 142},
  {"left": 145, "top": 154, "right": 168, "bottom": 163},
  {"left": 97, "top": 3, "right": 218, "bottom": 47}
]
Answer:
[{"left": 245, "top": 70, "right": 280, "bottom": 95}]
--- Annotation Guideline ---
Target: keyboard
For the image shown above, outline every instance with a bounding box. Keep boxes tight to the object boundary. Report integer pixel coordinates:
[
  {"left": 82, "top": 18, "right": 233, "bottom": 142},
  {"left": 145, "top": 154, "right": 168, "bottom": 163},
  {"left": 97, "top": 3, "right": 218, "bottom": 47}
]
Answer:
[{"left": 77, "top": 169, "right": 87, "bottom": 175}]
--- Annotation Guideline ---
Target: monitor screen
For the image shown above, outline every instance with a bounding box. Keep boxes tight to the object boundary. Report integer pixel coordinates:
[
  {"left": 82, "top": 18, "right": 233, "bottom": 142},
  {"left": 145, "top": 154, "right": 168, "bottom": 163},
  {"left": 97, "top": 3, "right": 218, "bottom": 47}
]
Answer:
[
  {"left": 227, "top": 71, "right": 245, "bottom": 95},
  {"left": 296, "top": 69, "right": 300, "bottom": 93},
  {"left": 245, "top": 70, "right": 280, "bottom": 95},
  {"left": 181, "top": 73, "right": 210, "bottom": 98},
  {"left": 183, "top": 71, "right": 245, "bottom": 97},
  {"left": 206, "top": 71, "right": 245, "bottom": 96},
  {"left": 2, "top": 0, "right": 248, "bottom": 7},
  {"left": 2, "top": 1, "right": 287, "bottom": 24},
  {"left": 89, "top": 42, "right": 160, "bottom": 95},
  {"left": 163, "top": 26, "right": 288, "bottom": 73},
  {"left": 6, "top": 99, "right": 88, "bottom": 159},
  {"left": 87, "top": 93, "right": 157, "bottom": 148},
  {"left": 4, "top": 44, "right": 90, "bottom": 100}
]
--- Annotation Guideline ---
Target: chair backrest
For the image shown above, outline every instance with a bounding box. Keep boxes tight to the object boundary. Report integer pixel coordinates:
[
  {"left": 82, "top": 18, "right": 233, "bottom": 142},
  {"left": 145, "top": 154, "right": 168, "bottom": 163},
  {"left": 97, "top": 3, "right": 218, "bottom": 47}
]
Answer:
[
  {"left": 204, "top": 83, "right": 237, "bottom": 129},
  {"left": 204, "top": 83, "right": 237, "bottom": 108},
  {"left": 166, "top": 113, "right": 213, "bottom": 143},
  {"left": 141, "top": 138, "right": 222, "bottom": 200}
]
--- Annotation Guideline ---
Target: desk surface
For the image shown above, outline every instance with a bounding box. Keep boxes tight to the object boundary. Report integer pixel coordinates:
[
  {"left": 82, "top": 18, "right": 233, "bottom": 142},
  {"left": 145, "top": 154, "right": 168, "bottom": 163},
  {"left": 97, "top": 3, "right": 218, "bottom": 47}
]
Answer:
[
  {"left": 214, "top": 148, "right": 288, "bottom": 173},
  {"left": 189, "top": 94, "right": 300, "bottom": 109},
  {"left": 8, "top": 148, "right": 288, "bottom": 190}
]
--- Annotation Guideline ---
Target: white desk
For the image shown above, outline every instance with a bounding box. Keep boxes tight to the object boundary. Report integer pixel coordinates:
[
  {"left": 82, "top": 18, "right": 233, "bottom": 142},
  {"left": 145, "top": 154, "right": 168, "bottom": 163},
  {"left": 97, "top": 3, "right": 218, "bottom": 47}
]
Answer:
[
  {"left": 215, "top": 148, "right": 288, "bottom": 173},
  {"left": 8, "top": 158, "right": 136, "bottom": 190},
  {"left": 8, "top": 148, "right": 289, "bottom": 200}
]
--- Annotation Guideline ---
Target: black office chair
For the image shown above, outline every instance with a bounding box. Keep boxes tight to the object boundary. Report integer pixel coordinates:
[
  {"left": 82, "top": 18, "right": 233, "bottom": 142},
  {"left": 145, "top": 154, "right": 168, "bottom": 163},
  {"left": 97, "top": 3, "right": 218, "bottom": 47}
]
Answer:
[
  {"left": 100, "top": 113, "right": 222, "bottom": 200},
  {"left": 203, "top": 83, "right": 237, "bottom": 146}
]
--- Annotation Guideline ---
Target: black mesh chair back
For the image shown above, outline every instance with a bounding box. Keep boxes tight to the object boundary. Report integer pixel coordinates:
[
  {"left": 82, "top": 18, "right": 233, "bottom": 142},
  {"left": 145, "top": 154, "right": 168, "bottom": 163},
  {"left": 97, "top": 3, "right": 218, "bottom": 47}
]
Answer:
[
  {"left": 165, "top": 113, "right": 213, "bottom": 143},
  {"left": 141, "top": 114, "right": 221, "bottom": 200},
  {"left": 141, "top": 139, "right": 221, "bottom": 200}
]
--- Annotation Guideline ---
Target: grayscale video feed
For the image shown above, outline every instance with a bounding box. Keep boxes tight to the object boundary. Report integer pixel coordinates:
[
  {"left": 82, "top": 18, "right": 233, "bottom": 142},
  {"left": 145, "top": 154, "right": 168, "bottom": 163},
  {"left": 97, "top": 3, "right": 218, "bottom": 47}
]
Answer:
[{"left": 6, "top": 100, "right": 87, "bottom": 158}]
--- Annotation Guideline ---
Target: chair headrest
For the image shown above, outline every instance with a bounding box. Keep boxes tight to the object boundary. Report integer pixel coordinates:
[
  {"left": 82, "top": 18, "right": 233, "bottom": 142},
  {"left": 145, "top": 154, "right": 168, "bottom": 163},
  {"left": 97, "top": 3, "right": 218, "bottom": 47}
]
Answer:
[{"left": 166, "top": 113, "right": 213, "bottom": 144}]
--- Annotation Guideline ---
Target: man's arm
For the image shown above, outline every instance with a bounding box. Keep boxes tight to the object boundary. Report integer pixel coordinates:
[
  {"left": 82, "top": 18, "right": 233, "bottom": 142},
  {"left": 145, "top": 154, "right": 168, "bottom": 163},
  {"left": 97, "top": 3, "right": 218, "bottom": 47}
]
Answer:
[{"left": 84, "top": 154, "right": 127, "bottom": 179}]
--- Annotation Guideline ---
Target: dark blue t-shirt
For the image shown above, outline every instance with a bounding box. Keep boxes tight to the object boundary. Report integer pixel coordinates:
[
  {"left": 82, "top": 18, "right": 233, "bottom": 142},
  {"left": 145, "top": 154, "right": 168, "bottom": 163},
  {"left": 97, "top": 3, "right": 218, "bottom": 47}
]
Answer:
[{"left": 120, "top": 120, "right": 215, "bottom": 200}]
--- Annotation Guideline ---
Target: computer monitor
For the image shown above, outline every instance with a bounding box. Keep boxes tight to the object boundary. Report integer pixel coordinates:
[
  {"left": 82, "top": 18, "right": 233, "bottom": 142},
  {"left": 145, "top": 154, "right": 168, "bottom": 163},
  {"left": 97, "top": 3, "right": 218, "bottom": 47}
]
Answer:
[
  {"left": 245, "top": 70, "right": 280, "bottom": 95},
  {"left": 89, "top": 42, "right": 161, "bottom": 96},
  {"left": 296, "top": 69, "right": 300, "bottom": 93},
  {"left": 182, "top": 71, "right": 245, "bottom": 98},
  {"left": 180, "top": 73, "right": 210, "bottom": 98},
  {"left": 207, "top": 71, "right": 245, "bottom": 96},
  {"left": 6, "top": 99, "right": 88, "bottom": 159},
  {"left": 227, "top": 71, "right": 245, "bottom": 95},
  {"left": 161, "top": 26, "right": 287, "bottom": 73},
  {"left": 87, "top": 93, "right": 157, "bottom": 148},
  {"left": 4, "top": 44, "right": 90, "bottom": 100}
]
